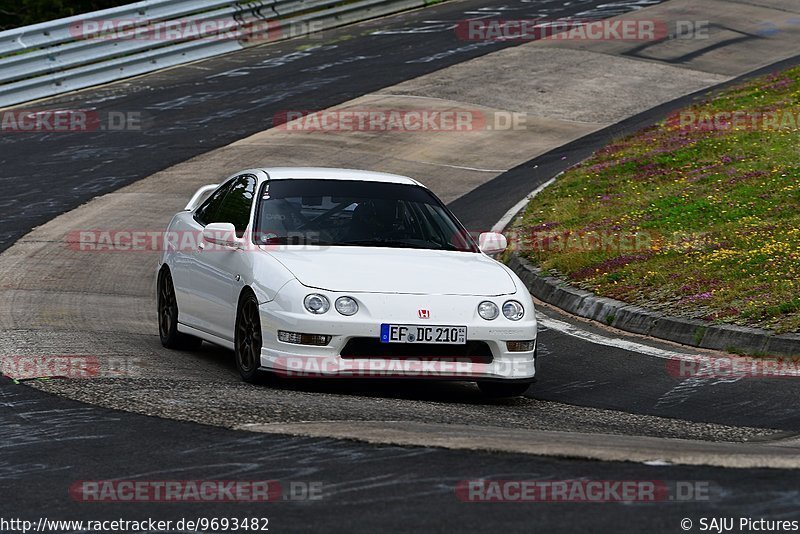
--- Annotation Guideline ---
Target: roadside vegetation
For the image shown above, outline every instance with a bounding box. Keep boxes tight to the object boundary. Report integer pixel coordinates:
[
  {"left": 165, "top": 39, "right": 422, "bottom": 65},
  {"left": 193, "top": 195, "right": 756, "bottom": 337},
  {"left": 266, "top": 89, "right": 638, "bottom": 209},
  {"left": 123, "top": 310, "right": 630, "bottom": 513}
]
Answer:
[
  {"left": 511, "top": 66, "right": 800, "bottom": 333},
  {"left": 0, "top": 1, "right": 134, "bottom": 30}
]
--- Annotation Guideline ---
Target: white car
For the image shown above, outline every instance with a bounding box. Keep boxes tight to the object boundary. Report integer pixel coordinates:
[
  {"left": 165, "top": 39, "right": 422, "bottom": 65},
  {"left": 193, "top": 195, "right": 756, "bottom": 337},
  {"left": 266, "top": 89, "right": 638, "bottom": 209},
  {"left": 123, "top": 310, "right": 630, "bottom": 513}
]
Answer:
[{"left": 157, "top": 168, "right": 537, "bottom": 397}]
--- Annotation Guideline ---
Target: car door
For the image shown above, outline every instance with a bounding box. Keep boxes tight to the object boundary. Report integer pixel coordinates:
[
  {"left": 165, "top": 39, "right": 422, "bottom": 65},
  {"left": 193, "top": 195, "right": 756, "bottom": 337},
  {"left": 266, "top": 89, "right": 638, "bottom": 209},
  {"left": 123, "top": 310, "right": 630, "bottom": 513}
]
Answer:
[
  {"left": 172, "top": 179, "right": 232, "bottom": 330},
  {"left": 192, "top": 174, "right": 257, "bottom": 340}
]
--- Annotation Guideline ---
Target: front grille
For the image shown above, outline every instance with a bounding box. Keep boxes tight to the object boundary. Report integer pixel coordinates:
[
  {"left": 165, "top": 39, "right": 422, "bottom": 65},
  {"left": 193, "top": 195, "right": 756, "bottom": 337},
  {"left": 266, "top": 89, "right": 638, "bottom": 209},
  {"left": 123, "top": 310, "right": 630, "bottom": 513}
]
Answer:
[{"left": 340, "top": 338, "right": 493, "bottom": 363}]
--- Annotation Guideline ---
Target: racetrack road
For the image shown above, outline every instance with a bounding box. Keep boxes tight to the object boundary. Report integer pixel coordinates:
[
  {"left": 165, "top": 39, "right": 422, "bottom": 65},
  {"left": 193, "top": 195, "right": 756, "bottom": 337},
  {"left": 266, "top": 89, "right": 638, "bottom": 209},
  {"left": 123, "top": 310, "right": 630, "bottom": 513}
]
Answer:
[
  {"left": 4, "top": 376, "right": 800, "bottom": 533},
  {"left": 4, "top": 0, "right": 799, "bottom": 437}
]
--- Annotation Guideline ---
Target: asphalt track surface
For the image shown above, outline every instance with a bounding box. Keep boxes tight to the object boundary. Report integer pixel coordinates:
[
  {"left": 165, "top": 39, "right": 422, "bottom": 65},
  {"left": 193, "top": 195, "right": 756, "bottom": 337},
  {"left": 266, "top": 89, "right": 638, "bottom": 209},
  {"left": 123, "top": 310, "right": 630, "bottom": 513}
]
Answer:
[
  {"left": 3, "top": 0, "right": 800, "bottom": 530},
  {"left": 4, "top": 376, "right": 800, "bottom": 533}
]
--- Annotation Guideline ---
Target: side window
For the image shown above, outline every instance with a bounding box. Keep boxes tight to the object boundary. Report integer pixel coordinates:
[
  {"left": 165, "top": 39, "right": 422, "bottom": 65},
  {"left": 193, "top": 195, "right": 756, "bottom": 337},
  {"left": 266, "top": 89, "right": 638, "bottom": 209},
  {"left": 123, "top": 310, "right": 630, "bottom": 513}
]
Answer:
[
  {"left": 194, "top": 182, "right": 231, "bottom": 226},
  {"left": 214, "top": 174, "right": 257, "bottom": 237}
]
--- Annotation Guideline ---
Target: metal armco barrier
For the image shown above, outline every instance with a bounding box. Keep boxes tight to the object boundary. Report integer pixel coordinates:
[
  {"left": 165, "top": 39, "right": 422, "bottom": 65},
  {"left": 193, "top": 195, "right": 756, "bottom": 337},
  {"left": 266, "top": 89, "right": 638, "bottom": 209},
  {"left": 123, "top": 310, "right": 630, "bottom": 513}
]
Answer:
[{"left": 0, "top": 0, "right": 435, "bottom": 108}]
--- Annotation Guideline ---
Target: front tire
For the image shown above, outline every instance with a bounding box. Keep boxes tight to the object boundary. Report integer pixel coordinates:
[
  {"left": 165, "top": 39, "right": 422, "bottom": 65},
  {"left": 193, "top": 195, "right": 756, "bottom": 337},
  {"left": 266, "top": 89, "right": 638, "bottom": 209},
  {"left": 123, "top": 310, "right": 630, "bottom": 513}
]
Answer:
[
  {"left": 235, "top": 291, "right": 263, "bottom": 383},
  {"left": 157, "top": 268, "right": 203, "bottom": 350},
  {"left": 477, "top": 381, "right": 532, "bottom": 398}
]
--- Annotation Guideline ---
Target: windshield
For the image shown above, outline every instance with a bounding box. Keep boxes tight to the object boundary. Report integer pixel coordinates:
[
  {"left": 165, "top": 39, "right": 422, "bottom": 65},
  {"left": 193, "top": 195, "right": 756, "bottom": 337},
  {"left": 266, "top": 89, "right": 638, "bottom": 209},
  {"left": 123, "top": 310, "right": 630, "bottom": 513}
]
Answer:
[{"left": 253, "top": 179, "right": 478, "bottom": 252}]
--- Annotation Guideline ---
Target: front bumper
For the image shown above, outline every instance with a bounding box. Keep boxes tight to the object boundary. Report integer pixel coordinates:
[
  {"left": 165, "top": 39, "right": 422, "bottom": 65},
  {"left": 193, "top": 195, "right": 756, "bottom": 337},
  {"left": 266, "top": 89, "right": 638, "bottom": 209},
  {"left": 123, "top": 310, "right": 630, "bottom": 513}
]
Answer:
[{"left": 256, "top": 288, "right": 537, "bottom": 381}]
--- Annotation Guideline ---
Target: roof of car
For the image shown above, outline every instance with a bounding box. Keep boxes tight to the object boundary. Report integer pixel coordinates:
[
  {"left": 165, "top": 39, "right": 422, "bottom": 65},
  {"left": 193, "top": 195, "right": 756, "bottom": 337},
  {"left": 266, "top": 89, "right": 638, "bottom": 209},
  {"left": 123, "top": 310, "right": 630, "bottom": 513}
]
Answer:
[{"left": 259, "top": 167, "right": 421, "bottom": 186}]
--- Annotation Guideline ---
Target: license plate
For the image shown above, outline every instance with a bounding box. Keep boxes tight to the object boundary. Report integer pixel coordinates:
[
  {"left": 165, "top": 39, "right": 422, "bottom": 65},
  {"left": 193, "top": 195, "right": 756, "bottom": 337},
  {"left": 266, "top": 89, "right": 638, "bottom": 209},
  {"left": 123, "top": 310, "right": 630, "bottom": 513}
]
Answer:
[{"left": 380, "top": 324, "right": 467, "bottom": 344}]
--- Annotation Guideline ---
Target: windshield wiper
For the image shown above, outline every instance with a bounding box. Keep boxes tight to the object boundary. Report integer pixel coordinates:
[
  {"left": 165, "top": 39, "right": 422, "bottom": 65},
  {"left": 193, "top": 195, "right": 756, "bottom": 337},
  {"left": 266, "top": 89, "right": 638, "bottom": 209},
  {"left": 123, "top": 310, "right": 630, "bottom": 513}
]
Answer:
[
  {"left": 433, "top": 242, "right": 465, "bottom": 251},
  {"left": 338, "top": 239, "right": 430, "bottom": 249},
  {"left": 260, "top": 236, "right": 335, "bottom": 246}
]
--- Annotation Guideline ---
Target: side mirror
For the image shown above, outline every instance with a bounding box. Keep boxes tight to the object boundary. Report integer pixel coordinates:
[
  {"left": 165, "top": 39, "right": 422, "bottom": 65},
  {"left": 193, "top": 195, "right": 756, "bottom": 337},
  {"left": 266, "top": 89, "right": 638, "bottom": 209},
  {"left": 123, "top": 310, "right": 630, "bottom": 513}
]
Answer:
[
  {"left": 478, "top": 232, "right": 507, "bottom": 255},
  {"left": 203, "top": 222, "right": 242, "bottom": 249}
]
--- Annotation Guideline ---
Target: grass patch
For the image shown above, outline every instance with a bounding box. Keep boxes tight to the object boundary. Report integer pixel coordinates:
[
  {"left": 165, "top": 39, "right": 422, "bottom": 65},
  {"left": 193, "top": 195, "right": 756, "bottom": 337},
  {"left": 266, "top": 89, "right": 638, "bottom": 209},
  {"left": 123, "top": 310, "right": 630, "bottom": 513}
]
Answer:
[
  {"left": 693, "top": 326, "right": 707, "bottom": 346},
  {"left": 512, "top": 67, "right": 800, "bottom": 333}
]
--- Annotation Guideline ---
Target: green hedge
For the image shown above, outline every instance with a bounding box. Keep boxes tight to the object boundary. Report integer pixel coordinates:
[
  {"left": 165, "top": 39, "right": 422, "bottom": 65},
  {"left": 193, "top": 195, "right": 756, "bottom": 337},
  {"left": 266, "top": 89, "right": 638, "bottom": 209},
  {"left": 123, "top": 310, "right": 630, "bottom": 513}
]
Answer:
[{"left": 0, "top": 0, "right": 136, "bottom": 30}]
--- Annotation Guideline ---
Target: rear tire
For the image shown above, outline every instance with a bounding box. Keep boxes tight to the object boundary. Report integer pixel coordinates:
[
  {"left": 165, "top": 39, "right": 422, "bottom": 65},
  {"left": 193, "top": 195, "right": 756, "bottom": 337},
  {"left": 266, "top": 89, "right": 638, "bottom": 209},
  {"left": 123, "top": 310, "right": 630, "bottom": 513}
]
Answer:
[
  {"left": 477, "top": 381, "right": 532, "bottom": 398},
  {"left": 157, "top": 268, "right": 203, "bottom": 350},
  {"left": 235, "top": 291, "right": 264, "bottom": 383}
]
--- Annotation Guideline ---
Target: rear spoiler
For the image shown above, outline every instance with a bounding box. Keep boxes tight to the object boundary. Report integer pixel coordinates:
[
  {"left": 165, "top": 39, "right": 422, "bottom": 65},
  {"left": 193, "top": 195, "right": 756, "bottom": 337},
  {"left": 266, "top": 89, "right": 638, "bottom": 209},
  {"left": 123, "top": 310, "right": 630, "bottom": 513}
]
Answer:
[{"left": 184, "top": 184, "right": 219, "bottom": 211}]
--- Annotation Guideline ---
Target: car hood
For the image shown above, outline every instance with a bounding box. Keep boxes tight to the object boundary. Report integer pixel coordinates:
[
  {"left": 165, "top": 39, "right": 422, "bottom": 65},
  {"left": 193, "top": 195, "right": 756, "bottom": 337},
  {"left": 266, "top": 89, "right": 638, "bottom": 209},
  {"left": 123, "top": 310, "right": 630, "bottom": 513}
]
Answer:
[{"left": 260, "top": 246, "right": 517, "bottom": 296}]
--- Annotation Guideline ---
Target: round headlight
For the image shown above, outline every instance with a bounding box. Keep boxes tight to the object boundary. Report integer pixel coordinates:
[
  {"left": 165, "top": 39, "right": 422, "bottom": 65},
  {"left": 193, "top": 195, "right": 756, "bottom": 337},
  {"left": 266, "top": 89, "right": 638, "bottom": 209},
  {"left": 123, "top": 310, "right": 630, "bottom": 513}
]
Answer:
[
  {"left": 502, "top": 300, "right": 524, "bottom": 321},
  {"left": 478, "top": 301, "right": 499, "bottom": 320},
  {"left": 335, "top": 296, "right": 358, "bottom": 316},
  {"left": 304, "top": 294, "right": 330, "bottom": 314}
]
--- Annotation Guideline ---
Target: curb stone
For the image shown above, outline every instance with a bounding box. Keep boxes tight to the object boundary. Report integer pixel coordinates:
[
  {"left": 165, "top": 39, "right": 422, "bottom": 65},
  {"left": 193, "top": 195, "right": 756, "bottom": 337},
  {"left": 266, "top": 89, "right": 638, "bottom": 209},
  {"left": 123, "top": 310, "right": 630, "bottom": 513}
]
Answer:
[{"left": 507, "top": 254, "right": 800, "bottom": 358}]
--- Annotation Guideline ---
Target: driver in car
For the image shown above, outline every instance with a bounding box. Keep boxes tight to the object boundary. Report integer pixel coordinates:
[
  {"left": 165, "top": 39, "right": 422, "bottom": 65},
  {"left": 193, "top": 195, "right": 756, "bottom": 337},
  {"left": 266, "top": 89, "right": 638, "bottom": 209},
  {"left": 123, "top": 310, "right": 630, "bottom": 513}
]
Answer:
[{"left": 347, "top": 199, "right": 406, "bottom": 242}]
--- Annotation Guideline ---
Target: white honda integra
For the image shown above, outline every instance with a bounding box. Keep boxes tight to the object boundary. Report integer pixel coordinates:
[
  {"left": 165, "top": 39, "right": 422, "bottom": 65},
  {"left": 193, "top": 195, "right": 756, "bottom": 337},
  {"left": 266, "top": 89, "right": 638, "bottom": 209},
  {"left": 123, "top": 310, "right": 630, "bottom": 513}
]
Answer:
[{"left": 157, "top": 168, "right": 538, "bottom": 397}]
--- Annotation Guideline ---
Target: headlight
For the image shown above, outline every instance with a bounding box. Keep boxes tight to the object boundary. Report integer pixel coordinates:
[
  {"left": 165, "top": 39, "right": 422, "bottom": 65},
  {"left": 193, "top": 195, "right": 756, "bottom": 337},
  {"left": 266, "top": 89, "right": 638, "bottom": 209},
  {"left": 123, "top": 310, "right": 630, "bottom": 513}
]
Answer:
[
  {"left": 335, "top": 296, "right": 358, "bottom": 316},
  {"left": 478, "top": 301, "right": 499, "bottom": 320},
  {"left": 502, "top": 300, "right": 524, "bottom": 321},
  {"left": 304, "top": 294, "right": 330, "bottom": 314}
]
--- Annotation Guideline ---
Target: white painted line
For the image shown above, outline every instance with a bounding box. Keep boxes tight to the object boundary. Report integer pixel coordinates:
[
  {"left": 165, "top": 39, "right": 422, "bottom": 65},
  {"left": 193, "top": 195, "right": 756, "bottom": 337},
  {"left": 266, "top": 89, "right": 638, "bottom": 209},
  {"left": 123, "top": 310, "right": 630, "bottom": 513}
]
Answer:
[
  {"left": 412, "top": 161, "right": 506, "bottom": 173},
  {"left": 537, "top": 313, "right": 800, "bottom": 376},
  {"left": 375, "top": 93, "right": 467, "bottom": 102},
  {"left": 642, "top": 459, "right": 672, "bottom": 466},
  {"left": 536, "top": 313, "right": 697, "bottom": 362},
  {"left": 492, "top": 177, "right": 556, "bottom": 232}
]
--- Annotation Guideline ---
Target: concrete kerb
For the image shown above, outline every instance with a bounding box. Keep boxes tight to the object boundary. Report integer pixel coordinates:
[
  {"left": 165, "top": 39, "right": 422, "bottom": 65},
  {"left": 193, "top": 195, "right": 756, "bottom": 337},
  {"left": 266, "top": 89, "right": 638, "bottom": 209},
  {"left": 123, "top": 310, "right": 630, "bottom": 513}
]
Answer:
[{"left": 507, "top": 255, "right": 800, "bottom": 357}]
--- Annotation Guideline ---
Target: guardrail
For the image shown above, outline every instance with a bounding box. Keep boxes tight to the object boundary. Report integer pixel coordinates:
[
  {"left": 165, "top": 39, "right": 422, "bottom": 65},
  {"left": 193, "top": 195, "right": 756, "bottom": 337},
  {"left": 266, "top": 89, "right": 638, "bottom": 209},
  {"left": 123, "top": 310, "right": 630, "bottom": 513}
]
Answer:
[{"left": 0, "top": 0, "right": 434, "bottom": 108}]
